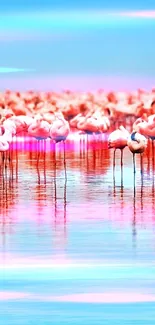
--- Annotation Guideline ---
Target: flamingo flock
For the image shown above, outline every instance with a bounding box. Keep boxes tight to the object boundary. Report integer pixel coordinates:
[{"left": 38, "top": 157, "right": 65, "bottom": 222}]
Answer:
[{"left": 0, "top": 89, "right": 155, "bottom": 179}]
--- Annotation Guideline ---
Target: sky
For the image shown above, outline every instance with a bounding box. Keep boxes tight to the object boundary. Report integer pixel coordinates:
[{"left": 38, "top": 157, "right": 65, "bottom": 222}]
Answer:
[
  {"left": 0, "top": 2, "right": 155, "bottom": 90},
  {"left": 1, "top": 0, "right": 155, "bottom": 11}
]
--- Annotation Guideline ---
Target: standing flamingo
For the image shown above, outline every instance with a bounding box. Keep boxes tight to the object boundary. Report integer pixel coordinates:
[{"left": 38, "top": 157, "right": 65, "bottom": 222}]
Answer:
[
  {"left": 108, "top": 126, "right": 129, "bottom": 184},
  {"left": 0, "top": 125, "right": 13, "bottom": 170},
  {"left": 0, "top": 133, "right": 9, "bottom": 171},
  {"left": 28, "top": 118, "right": 50, "bottom": 164},
  {"left": 50, "top": 114, "right": 70, "bottom": 179},
  {"left": 127, "top": 131, "right": 147, "bottom": 174},
  {"left": 133, "top": 115, "right": 155, "bottom": 169}
]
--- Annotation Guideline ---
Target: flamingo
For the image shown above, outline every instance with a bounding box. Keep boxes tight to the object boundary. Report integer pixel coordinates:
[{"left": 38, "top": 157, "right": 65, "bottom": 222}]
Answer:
[
  {"left": 127, "top": 131, "right": 147, "bottom": 174},
  {"left": 0, "top": 133, "right": 9, "bottom": 171},
  {"left": 0, "top": 125, "right": 14, "bottom": 168},
  {"left": 28, "top": 118, "right": 50, "bottom": 163},
  {"left": 133, "top": 115, "right": 155, "bottom": 168},
  {"left": 77, "top": 115, "right": 99, "bottom": 134},
  {"left": 2, "top": 119, "right": 16, "bottom": 136},
  {"left": 108, "top": 126, "right": 130, "bottom": 183},
  {"left": 50, "top": 114, "right": 70, "bottom": 179}
]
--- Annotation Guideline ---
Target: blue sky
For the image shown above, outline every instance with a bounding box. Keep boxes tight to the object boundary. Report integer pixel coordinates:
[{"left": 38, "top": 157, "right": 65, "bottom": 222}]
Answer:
[
  {"left": 0, "top": 6, "right": 155, "bottom": 90},
  {"left": 1, "top": 0, "right": 155, "bottom": 11}
]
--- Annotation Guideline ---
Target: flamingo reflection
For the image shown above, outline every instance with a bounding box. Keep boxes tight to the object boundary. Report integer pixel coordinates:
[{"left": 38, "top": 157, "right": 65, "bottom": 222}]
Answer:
[
  {"left": 132, "top": 173, "right": 137, "bottom": 248},
  {"left": 53, "top": 169, "right": 67, "bottom": 251}
]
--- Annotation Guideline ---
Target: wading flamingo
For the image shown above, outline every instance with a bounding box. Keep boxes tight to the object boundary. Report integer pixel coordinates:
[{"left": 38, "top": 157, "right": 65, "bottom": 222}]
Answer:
[
  {"left": 127, "top": 131, "right": 147, "bottom": 174},
  {"left": 108, "top": 126, "right": 130, "bottom": 178},
  {"left": 2, "top": 119, "right": 16, "bottom": 137},
  {"left": 0, "top": 132, "right": 9, "bottom": 170},
  {"left": 50, "top": 114, "right": 70, "bottom": 179},
  {"left": 133, "top": 115, "right": 155, "bottom": 167},
  {"left": 0, "top": 125, "right": 14, "bottom": 167},
  {"left": 28, "top": 118, "right": 50, "bottom": 163}
]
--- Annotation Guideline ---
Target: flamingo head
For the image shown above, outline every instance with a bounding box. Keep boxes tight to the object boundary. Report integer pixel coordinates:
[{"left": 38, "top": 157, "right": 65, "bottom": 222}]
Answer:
[
  {"left": 131, "top": 131, "right": 137, "bottom": 142},
  {"left": 130, "top": 131, "right": 147, "bottom": 145}
]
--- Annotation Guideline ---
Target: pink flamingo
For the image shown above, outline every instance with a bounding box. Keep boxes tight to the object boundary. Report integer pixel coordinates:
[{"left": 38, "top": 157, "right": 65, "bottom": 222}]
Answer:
[
  {"left": 0, "top": 125, "right": 13, "bottom": 169},
  {"left": 28, "top": 118, "right": 50, "bottom": 163},
  {"left": 77, "top": 113, "right": 107, "bottom": 153},
  {"left": 28, "top": 118, "right": 50, "bottom": 139},
  {"left": 50, "top": 114, "right": 70, "bottom": 179},
  {"left": 127, "top": 131, "right": 147, "bottom": 174},
  {"left": 0, "top": 130, "right": 10, "bottom": 170},
  {"left": 50, "top": 113, "right": 70, "bottom": 143},
  {"left": 77, "top": 114, "right": 101, "bottom": 134},
  {"left": 133, "top": 115, "right": 155, "bottom": 166},
  {"left": 2, "top": 119, "right": 16, "bottom": 136},
  {"left": 108, "top": 126, "right": 130, "bottom": 183}
]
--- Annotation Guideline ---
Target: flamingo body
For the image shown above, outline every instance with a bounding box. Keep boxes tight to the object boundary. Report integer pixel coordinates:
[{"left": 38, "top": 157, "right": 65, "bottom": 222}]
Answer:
[
  {"left": 128, "top": 132, "right": 148, "bottom": 154},
  {"left": 50, "top": 117, "right": 70, "bottom": 143},
  {"left": 108, "top": 126, "right": 129, "bottom": 149},
  {"left": 28, "top": 119, "right": 50, "bottom": 140}
]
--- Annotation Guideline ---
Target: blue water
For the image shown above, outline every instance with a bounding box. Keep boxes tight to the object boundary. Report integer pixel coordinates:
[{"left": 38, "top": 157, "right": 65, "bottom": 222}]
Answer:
[
  {"left": 1, "top": 302, "right": 155, "bottom": 325},
  {"left": 0, "top": 139, "right": 155, "bottom": 323}
]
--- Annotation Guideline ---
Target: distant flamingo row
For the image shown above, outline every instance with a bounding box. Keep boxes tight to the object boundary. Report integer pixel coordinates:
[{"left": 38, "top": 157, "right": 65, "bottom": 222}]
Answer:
[
  {"left": 0, "top": 89, "right": 155, "bottom": 131},
  {"left": 0, "top": 89, "right": 155, "bottom": 167}
]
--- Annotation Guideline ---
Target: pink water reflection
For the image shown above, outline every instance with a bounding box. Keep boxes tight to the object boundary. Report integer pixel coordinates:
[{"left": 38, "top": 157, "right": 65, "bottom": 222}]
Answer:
[
  {"left": 1, "top": 290, "right": 155, "bottom": 303},
  {"left": 38, "top": 292, "right": 155, "bottom": 304},
  {"left": 0, "top": 291, "right": 31, "bottom": 301}
]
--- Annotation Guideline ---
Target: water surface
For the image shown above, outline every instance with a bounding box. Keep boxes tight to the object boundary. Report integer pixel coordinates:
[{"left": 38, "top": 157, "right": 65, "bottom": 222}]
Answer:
[{"left": 0, "top": 136, "right": 155, "bottom": 324}]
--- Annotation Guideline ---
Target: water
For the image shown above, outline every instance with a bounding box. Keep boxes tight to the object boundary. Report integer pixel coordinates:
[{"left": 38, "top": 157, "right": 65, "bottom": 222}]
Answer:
[{"left": 0, "top": 136, "right": 155, "bottom": 324}]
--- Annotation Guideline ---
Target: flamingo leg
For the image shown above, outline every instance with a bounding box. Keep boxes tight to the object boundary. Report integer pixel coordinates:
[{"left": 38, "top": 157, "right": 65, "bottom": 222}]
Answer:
[
  {"left": 120, "top": 149, "right": 123, "bottom": 187},
  {"left": 4, "top": 152, "right": 7, "bottom": 179},
  {"left": 2, "top": 152, "right": 5, "bottom": 171},
  {"left": 54, "top": 142, "right": 57, "bottom": 216},
  {"left": 8, "top": 147, "right": 11, "bottom": 167},
  {"left": 15, "top": 141, "right": 18, "bottom": 181},
  {"left": 37, "top": 140, "right": 40, "bottom": 165},
  {"left": 152, "top": 140, "right": 154, "bottom": 172},
  {"left": 54, "top": 142, "right": 57, "bottom": 174},
  {"left": 113, "top": 149, "right": 116, "bottom": 187},
  {"left": 147, "top": 140, "right": 150, "bottom": 175},
  {"left": 63, "top": 141, "right": 67, "bottom": 180},
  {"left": 37, "top": 163, "right": 41, "bottom": 185},
  {"left": 8, "top": 147, "right": 13, "bottom": 181},
  {"left": 80, "top": 137, "right": 82, "bottom": 159},
  {"left": 140, "top": 153, "right": 143, "bottom": 175},
  {"left": 113, "top": 149, "right": 116, "bottom": 174},
  {"left": 133, "top": 153, "right": 136, "bottom": 174},
  {"left": 5, "top": 151, "right": 8, "bottom": 171},
  {"left": 43, "top": 140, "right": 46, "bottom": 185},
  {"left": 152, "top": 170, "right": 155, "bottom": 198},
  {"left": 141, "top": 172, "right": 144, "bottom": 211},
  {"left": 132, "top": 172, "right": 137, "bottom": 247},
  {"left": 64, "top": 177, "right": 67, "bottom": 224},
  {"left": 86, "top": 134, "right": 89, "bottom": 151}
]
